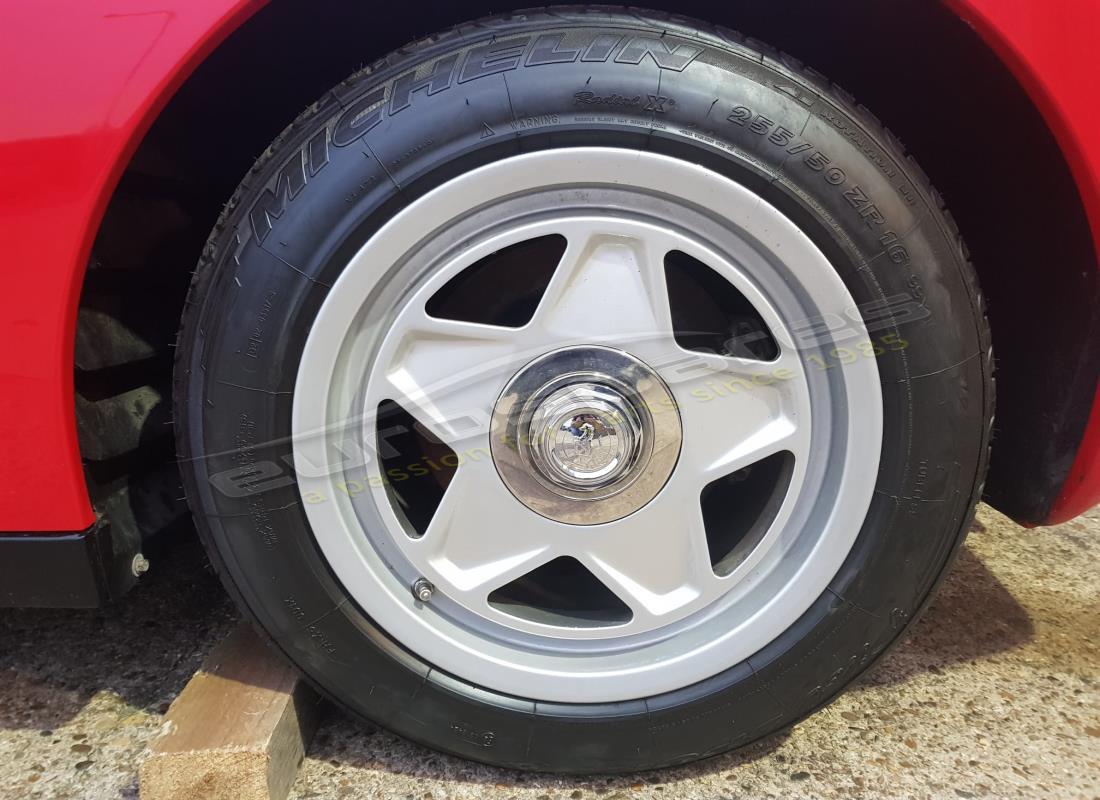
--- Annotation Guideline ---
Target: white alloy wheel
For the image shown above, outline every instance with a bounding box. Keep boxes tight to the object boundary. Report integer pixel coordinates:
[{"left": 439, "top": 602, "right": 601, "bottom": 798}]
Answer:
[{"left": 292, "top": 147, "right": 882, "bottom": 703}]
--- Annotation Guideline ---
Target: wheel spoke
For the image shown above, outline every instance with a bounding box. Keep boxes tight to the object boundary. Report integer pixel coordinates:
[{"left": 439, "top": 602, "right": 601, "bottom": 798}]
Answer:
[
  {"left": 375, "top": 313, "right": 519, "bottom": 446},
  {"left": 532, "top": 221, "right": 673, "bottom": 345},
  {"left": 659, "top": 347, "right": 807, "bottom": 482},
  {"left": 409, "top": 454, "right": 559, "bottom": 608},
  {"left": 581, "top": 488, "right": 715, "bottom": 622}
]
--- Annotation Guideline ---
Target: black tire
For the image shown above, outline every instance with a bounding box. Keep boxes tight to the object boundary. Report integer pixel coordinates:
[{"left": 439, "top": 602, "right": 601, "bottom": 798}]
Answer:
[{"left": 174, "top": 7, "right": 993, "bottom": 773}]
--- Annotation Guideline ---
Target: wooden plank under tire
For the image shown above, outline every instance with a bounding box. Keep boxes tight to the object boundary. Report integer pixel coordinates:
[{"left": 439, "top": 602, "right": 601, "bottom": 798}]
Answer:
[{"left": 140, "top": 624, "right": 322, "bottom": 800}]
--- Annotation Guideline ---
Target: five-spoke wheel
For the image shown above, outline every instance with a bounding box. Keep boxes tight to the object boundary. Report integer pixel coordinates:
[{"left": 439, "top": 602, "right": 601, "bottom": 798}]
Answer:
[{"left": 293, "top": 149, "right": 881, "bottom": 702}]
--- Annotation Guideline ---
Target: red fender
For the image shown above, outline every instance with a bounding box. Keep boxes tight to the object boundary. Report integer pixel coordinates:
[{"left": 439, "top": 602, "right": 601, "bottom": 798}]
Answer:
[{"left": 0, "top": 0, "right": 263, "bottom": 530}]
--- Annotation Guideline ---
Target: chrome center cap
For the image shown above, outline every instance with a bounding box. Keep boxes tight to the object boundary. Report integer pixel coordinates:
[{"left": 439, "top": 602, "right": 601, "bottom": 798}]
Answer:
[
  {"left": 529, "top": 383, "right": 642, "bottom": 491},
  {"left": 490, "top": 346, "right": 682, "bottom": 525}
]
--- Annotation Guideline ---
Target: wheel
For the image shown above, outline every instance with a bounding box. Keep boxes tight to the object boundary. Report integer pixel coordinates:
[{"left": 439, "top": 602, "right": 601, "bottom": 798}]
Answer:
[{"left": 174, "top": 8, "right": 992, "bottom": 773}]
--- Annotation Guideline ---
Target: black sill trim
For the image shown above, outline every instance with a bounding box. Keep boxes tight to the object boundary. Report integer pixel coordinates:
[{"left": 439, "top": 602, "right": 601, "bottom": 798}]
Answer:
[{"left": 0, "top": 522, "right": 136, "bottom": 608}]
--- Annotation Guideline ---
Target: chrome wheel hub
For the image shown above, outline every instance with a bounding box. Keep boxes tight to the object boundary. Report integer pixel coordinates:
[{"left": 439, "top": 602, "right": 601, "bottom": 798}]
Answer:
[
  {"left": 531, "top": 382, "right": 637, "bottom": 490},
  {"left": 491, "top": 346, "right": 681, "bottom": 523}
]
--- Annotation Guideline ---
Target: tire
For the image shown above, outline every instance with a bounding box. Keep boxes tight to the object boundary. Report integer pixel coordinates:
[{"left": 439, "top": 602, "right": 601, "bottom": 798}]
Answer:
[{"left": 174, "top": 7, "right": 992, "bottom": 773}]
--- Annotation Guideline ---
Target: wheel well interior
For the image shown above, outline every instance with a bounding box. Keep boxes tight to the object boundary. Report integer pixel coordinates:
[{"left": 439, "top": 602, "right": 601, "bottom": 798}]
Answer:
[{"left": 80, "top": 0, "right": 1097, "bottom": 534}]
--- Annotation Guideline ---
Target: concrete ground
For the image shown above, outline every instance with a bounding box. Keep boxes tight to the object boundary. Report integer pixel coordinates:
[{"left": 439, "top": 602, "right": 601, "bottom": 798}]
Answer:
[{"left": 1, "top": 503, "right": 1097, "bottom": 800}]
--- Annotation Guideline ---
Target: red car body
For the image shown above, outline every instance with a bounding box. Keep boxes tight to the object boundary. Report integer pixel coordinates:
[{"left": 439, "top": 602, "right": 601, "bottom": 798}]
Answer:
[{"left": 0, "top": 0, "right": 1096, "bottom": 602}]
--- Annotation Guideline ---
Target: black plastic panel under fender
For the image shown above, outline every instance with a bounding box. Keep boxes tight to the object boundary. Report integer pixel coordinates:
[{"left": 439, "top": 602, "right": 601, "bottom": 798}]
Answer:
[{"left": 0, "top": 523, "right": 137, "bottom": 608}]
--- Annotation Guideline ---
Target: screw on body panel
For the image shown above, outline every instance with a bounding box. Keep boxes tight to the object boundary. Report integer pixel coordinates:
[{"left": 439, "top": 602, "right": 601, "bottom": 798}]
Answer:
[{"left": 131, "top": 554, "right": 150, "bottom": 577}]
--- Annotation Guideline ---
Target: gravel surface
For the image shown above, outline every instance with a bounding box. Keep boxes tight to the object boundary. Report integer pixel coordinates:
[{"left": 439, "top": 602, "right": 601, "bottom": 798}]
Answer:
[{"left": 1, "top": 504, "right": 1097, "bottom": 799}]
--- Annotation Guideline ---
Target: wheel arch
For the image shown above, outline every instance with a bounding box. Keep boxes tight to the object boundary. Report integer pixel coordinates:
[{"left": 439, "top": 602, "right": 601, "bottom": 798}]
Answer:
[{"left": 75, "top": 0, "right": 1098, "bottom": 537}]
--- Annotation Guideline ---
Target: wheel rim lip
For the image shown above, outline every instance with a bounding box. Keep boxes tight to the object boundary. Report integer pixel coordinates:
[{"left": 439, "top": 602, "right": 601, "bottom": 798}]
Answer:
[{"left": 291, "top": 147, "right": 882, "bottom": 702}]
